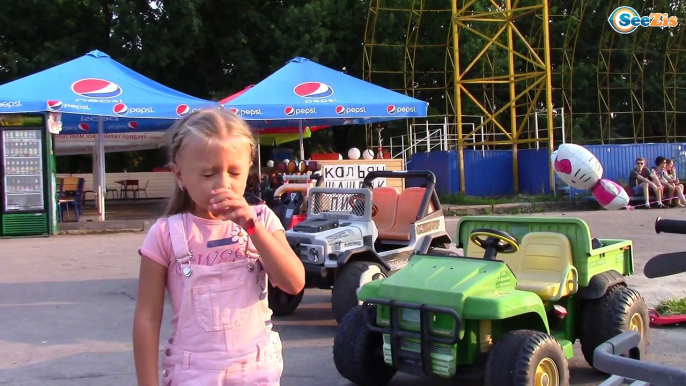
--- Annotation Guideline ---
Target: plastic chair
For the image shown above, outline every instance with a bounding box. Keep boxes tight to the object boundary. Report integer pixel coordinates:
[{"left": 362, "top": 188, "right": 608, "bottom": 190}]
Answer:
[
  {"left": 58, "top": 177, "right": 82, "bottom": 221},
  {"left": 134, "top": 180, "right": 148, "bottom": 198},
  {"left": 121, "top": 179, "right": 139, "bottom": 199}
]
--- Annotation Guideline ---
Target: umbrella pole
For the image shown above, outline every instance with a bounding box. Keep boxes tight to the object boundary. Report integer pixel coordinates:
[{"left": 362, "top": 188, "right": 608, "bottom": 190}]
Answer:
[
  {"left": 92, "top": 144, "right": 98, "bottom": 211},
  {"left": 298, "top": 121, "right": 304, "bottom": 160},
  {"left": 256, "top": 131, "right": 262, "bottom": 199},
  {"left": 98, "top": 117, "right": 106, "bottom": 221}
]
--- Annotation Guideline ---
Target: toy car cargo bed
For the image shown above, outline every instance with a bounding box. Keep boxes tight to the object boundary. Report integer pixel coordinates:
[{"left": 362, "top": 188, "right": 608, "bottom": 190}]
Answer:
[{"left": 455, "top": 216, "right": 634, "bottom": 286}]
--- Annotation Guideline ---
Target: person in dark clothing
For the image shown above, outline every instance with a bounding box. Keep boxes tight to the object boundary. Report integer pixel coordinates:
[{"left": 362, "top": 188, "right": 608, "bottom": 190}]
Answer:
[{"left": 628, "top": 157, "right": 664, "bottom": 208}]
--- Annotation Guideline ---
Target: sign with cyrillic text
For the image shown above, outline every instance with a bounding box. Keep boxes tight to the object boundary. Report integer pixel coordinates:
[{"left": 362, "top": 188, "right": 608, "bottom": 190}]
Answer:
[{"left": 322, "top": 164, "right": 387, "bottom": 188}]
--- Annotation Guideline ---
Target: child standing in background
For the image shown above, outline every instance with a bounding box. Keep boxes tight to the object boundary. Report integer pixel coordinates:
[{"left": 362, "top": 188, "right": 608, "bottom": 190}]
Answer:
[{"left": 132, "top": 109, "right": 305, "bottom": 385}]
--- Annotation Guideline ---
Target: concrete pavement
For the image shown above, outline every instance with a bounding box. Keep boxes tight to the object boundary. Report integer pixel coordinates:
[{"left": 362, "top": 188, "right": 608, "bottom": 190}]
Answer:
[{"left": 1, "top": 210, "right": 686, "bottom": 385}]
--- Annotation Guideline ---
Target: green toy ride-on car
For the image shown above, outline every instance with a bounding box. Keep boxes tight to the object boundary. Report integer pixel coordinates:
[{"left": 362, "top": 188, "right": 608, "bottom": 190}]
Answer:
[{"left": 333, "top": 215, "right": 649, "bottom": 386}]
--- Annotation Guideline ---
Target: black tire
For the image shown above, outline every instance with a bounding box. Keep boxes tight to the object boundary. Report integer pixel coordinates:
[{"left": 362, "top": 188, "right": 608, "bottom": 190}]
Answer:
[
  {"left": 331, "top": 261, "right": 387, "bottom": 323},
  {"left": 485, "top": 330, "right": 570, "bottom": 386},
  {"left": 268, "top": 283, "right": 304, "bottom": 317},
  {"left": 579, "top": 285, "right": 649, "bottom": 369},
  {"left": 333, "top": 306, "right": 396, "bottom": 386}
]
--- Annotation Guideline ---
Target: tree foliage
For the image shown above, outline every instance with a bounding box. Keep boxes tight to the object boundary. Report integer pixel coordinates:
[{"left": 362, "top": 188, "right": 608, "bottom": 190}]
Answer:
[{"left": 0, "top": 0, "right": 684, "bottom": 171}]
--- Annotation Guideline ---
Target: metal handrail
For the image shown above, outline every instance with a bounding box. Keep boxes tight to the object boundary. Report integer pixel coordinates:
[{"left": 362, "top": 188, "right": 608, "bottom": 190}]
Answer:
[{"left": 594, "top": 331, "right": 686, "bottom": 386}]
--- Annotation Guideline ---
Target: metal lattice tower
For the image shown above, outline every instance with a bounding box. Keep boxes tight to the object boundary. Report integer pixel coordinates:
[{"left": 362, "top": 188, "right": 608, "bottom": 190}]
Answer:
[
  {"left": 362, "top": 0, "right": 454, "bottom": 146},
  {"left": 664, "top": 19, "right": 686, "bottom": 141},
  {"left": 363, "top": 0, "right": 686, "bottom": 193},
  {"left": 596, "top": 0, "right": 658, "bottom": 144}
]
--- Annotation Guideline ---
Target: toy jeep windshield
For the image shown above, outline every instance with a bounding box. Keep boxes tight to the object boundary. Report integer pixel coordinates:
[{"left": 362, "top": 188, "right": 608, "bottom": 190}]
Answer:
[
  {"left": 333, "top": 215, "right": 649, "bottom": 386},
  {"left": 284, "top": 170, "right": 452, "bottom": 322}
]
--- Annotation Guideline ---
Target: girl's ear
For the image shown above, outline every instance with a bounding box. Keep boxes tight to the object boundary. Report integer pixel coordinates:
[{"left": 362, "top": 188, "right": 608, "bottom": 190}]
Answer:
[{"left": 170, "top": 162, "right": 184, "bottom": 190}]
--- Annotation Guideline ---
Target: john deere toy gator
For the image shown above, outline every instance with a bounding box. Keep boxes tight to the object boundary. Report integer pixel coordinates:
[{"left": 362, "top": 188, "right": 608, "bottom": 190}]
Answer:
[{"left": 333, "top": 215, "right": 649, "bottom": 386}]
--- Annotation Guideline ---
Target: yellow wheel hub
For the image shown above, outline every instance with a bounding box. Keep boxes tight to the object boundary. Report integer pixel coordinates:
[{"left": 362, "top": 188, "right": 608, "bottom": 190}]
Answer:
[
  {"left": 629, "top": 313, "right": 645, "bottom": 337},
  {"left": 535, "top": 358, "right": 559, "bottom": 386}
]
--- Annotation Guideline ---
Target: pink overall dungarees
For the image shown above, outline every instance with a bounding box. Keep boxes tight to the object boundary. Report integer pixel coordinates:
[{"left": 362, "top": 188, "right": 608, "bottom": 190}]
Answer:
[{"left": 160, "top": 213, "right": 284, "bottom": 385}]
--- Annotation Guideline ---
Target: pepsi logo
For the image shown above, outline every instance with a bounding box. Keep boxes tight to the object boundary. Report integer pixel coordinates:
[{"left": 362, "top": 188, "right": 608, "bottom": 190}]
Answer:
[
  {"left": 47, "top": 100, "right": 63, "bottom": 111},
  {"left": 176, "top": 104, "right": 191, "bottom": 117},
  {"left": 229, "top": 107, "right": 239, "bottom": 114},
  {"left": 78, "top": 123, "right": 90, "bottom": 132},
  {"left": 71, "top": 79, "right": 122, "bottom": 99},
  {"left": 128, "top": 121, "right": 139, "bottom": 130},
  {"left": 113, "top": 103, "right": 128, "bottom": 116},
  {"left": 335, "top": 106, "right": 345, "bottom": 115},
  {"left": 386, "top": 105, "right": 416, "bottom": 114},
  {"left": 293, "top": 82, "right": 334, "bottom": 99},
  {"left": 284, "top": 107, "right": 295, "bottom": 116}
]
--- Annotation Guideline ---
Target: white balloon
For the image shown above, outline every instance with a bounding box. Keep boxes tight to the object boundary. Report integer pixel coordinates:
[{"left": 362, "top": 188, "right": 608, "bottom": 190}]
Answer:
[
  {"left": 550, "top": 150, "right": 558, "bottom": 167},
  {"left": 266, "top": 160, "right": 274, "bottom": 167},
  {"left": 362, "top": 149, "right": 375, "bottom": 160},
  {"left": 283, "top": 159, "right": 289, "bottom": 164},
  {"left": 592, "top": 179, "right": 630, "bottom": 210},
  {"left": 348, "top": 147, "right": 361, "bottom": 160},
  {"left": 552, "top": 143, "right": 603, "bottom": 190},
  {"left": 338, "top": 154, "right": 343, "bottom": 160}
]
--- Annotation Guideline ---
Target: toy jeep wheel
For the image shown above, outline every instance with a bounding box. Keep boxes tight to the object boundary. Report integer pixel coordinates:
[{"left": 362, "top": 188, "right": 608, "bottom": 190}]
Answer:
[
  {"left": 485, "top": 330, "right": 569, "bottom": 386},
  {"left": 267, "top": 282, "right": 304, "bottom": 317},
  {"left": 331, "top": 261, "right": 387, "bottom": 323},
  {"left": 579, "top": 286, "right": 649, "bottom": 369},
  {"left": 333, "top": 306, "right": 396, "bottom": 386}
]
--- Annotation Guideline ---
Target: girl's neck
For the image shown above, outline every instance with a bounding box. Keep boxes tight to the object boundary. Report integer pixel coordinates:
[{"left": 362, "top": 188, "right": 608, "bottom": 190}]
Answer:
[{"left": 191, "top": 207, "right": 221, "bottom": 220}]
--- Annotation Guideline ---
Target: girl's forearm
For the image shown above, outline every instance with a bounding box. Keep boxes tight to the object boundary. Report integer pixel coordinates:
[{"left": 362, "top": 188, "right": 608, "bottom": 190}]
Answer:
[
  {"left": 133, "top": 317, "right": 162, "bottom": 386},
  {"left": 251, "top": 223, "right": 305, "bottom": 294}
]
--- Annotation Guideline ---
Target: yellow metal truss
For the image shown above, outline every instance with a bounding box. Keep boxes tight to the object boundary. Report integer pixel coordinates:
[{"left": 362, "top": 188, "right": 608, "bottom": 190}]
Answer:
[
  {"left": 363, "top": 0, "right": 556, "bottom": 194},
  {"left": 451, "top": 0, "right": 556, "bottom": 193}
]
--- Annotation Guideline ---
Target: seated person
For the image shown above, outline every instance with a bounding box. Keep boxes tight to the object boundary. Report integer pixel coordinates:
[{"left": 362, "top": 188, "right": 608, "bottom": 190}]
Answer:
[
  {"left": 653, "top": 156, "right": 674, "bottom": 206},
  {"left": 629, "top": 157, "right": 664, "bottom": 208},
  {"left": 664, "top": 158, "right": 686, "bottom": 207}
]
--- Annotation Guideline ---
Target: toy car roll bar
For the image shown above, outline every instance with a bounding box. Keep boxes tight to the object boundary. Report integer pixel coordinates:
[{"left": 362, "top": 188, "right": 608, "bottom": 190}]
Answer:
[
  {"left": 362, "top": 170, "right": 440, "bottom": 221},
  {"left": 594, "top": 331, "right": 686, "bottom": 386},
  {"left": 655, "top": 217, "right": 686, "bottom": 235}
]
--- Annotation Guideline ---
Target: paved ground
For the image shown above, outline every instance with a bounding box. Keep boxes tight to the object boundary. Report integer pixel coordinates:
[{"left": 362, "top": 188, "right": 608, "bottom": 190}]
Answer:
[{"left": 1, "top": 209, "right": 686, "bottom": 385}]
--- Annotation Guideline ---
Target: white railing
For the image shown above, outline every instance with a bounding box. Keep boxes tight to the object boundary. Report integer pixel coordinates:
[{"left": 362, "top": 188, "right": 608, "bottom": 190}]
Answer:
[{"left": 387, "top": 108, "right": 566, "bottom": 165}]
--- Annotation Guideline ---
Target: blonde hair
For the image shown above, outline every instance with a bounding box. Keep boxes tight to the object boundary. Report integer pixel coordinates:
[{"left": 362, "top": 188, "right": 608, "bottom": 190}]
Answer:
[{"left": 163, "top": 109, "right": 256, "bottom": 216}]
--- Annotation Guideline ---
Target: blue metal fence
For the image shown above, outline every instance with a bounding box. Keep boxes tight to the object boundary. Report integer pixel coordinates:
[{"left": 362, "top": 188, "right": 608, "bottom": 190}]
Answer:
[
  {"left": 404, "top": 151, "right": 458, "bottom": 194},
  {"left": 406, "top": 143, "right": 686, "bottom": 197},
  {"left": 462, "top": 150, "right": 513, "bottom": 196}
]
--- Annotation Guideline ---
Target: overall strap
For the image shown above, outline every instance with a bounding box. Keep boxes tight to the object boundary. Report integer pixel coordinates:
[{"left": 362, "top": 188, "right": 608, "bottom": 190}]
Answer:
[{"left": 168, "top": 213, "right": 193, "bottom": 277}]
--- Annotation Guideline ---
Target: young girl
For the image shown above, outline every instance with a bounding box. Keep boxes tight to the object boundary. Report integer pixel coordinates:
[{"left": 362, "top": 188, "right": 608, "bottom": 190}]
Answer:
[{"left": 133, "top": 109, "right": 305, "bottom": 386}]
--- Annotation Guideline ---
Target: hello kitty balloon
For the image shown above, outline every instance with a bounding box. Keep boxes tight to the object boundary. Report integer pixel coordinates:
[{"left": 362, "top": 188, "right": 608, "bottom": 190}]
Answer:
[
  {"left": 552, "top": 143, "right": 603, "bottom": 190},
  {"left": 591, "top": 179, "right": 630, "bottom": 210}
]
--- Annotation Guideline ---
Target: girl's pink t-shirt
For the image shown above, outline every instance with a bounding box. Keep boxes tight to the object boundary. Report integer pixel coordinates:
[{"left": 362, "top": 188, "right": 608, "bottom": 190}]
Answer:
[{"left": 138, "top": 204, "right": 284, "bottom": 334}]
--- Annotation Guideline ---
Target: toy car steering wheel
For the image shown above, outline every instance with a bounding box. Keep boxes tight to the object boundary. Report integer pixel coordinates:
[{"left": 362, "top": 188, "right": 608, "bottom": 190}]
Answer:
[
  {"left": 469, "top": 229, "right": 520, "bottom": 260},
  {"left": 347, "top": 195, "right": 378, "bottom": 216}
]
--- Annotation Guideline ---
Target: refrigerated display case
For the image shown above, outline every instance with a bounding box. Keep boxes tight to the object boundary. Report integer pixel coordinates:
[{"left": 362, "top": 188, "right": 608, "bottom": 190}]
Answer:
[{"left": 1, "top": 114, "right": 52, "bottom": 236}]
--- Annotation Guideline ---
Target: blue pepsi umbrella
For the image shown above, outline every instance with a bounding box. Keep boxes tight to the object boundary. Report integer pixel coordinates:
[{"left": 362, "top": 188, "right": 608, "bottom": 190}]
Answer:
[
  {"left": 59, "top": 114, "right": 173, "bottom": 134},
  {"left": 0, "top": 50, "right": 218, "bottom": 119},
  {"left": 225, "top": 57, "right": 428, "bottom": 128}
]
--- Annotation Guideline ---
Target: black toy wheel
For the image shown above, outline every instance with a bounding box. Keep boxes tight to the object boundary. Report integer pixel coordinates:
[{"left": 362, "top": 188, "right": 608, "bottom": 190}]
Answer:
[
  {"left": 485, "top": 330, "right": 570, "bottom": 386},
  {"left": 267, "top": 283, "right": 304, "bottom": 317},
  {"left": 469, "top": 229, "right": 519, "bottom": 256},
  {"left": 579, "top": 285, "right": 649, "bottom": 369},
  {"left": 331, "top": 261, "right": 387, "bottom": 323},
  {"left": 333, "top": 306, "right": 396, "bottom": 386}
]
